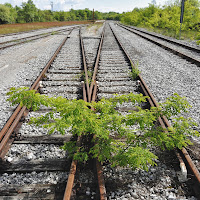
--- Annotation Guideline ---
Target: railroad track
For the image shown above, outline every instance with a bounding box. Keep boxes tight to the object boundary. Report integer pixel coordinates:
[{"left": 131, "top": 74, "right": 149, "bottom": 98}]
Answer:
[
  {"left": 0, "top": 26, "right": 80, "bottom": 50},
  {"left": 118, "top": 23, "right": 200, "bottom": 66},
  {"left": 65, "top": 22, "right": 200, "bottom": 198},
  {"left": 0, "top": 26, "right": 105, "bottom": 199},
  {"left": 0, "top": 21, "right": 200, "bottom": 199}
]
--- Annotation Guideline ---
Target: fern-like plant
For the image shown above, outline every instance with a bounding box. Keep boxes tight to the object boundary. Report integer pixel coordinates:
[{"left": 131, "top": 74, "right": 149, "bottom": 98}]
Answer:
[{"left": 7, "top": 88, "right": 199, "bottom": 170}]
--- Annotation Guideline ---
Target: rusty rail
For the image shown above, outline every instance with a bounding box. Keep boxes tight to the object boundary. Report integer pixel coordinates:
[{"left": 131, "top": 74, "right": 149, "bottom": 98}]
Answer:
[
  {"left": 89, "top": 27, "right": 105, "bottom": 102},
  {"left": 63, "top": 25, "right": 107, "bottom": 200},
  {"left": 109, "top": 23, "right": 200, "bottom": 185},
  {"left": 80, "top": 29, "right": 90, "bottom": 102},
  {"left": 118, "top": 23, "right": 200, "bottom": 54}
]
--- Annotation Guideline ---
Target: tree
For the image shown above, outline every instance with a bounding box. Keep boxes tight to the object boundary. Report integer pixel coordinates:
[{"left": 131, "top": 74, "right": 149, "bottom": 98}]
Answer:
[
  {"left": 4, "top": 3, "right": 17, "bottom": 23},
  {"left": 15, "top": 5, "right": 25, "bottom": 23},
  {"left": 0, "top": 4, "right": 12, "bottom": 24},
  {"left": 7, "top": 88, "right": 199, "bottom": 170},
  {"left": 21, "top": 0, "right": 38, "bottom": 22}
]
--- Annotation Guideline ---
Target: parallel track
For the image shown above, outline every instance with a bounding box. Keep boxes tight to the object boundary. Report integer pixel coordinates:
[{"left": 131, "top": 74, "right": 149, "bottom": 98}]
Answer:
[
  {"left": 110, "top": 22, "right": 200, "bottom": 186},
  {"left": 0, "top": 26, "right": 77, "bottom": 50},
  {"left": 0, "top": 27, "right": 105, "bottom": 199},
  {"left": 118, "top": 23, "right": 200, "bottom": 66}
]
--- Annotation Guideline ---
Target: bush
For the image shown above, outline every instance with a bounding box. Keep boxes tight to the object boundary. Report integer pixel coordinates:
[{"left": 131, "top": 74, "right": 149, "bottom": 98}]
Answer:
[{"left": 7, "top": 88, "right": 199, "bottom": 170}]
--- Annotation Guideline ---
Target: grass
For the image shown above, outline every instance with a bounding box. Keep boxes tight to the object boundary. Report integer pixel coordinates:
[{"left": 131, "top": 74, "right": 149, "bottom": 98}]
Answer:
[
  {"left": 86, "top": 22, "right": 104, "bottom": 34},
  {"left": 0, "top": 21, "right": 93, "bottom": 35},
  {"left": 129, "top": 61, "right": 140, "bottom": 80}
]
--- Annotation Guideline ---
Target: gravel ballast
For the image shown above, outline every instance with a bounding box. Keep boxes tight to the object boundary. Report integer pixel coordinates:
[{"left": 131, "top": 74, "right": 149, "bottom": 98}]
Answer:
[
  {"left": 110, "top": 23, "right": 200, "bottom": 132},
  {"left": 0, "top": 29, "right": 76, "bottom": 188},
  {"left": 0, "top": 22, "right": 199, "bottom": 199},
  {"left": 0, "top": 33, "right": 68, "bottom": 130}
]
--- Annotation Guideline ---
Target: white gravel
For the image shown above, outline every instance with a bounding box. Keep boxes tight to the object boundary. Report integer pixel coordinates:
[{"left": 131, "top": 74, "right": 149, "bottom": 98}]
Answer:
[
  {"left": 0, "top": 171, "right": 68, "bottom": 185},
  {"left": 104, "top": 163, "right": 197, "bottom": 200},
  {"left": 0, "top": 22, "right": 198, "bottom": 199},
  {"left": 110, "top": 23, "right": 200, "bottom": 132},
  {"left": 0, "top": 34, "right": 67, "bottom": 130},
  {"left": 5, "top": 144, "right": 66, "bottom": 162}
]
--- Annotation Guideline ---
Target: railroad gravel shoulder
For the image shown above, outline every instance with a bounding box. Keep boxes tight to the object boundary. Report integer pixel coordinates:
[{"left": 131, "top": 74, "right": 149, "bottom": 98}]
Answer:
[{"left": 0, "top": 34, "right": 67, "bottom": 130}]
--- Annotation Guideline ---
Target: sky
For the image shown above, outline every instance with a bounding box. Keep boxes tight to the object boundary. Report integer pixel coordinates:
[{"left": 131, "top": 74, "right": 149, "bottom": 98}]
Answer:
[{"left": 1, "top": 0, "right": 169, "bottom": 13}]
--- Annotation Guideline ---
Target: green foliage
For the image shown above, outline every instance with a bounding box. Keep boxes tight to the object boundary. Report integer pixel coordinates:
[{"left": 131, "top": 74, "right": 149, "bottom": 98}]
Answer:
[
  {"left": 129, "top": 61, "right": 140, "bottom": 80},
  {"left": 0, "top": 4, "right": 14, "bottom": 24},
  {"left": 196, "top": 33, "right": 200, "bottom": 45},
  {"left": 7, "top": 88, "right": 199, "bottom": 170},
  {"left": 21, "top": 0, "right": 38, "bottom": 23},
  {"left": 121, "top": 0, "right": 200, "bottom": 39},
  {"left": 0, "top": 1, "right": 121, "bottom": 25},
  {"left": 160, "top": 93, "right": 191, "bottom": 118}
]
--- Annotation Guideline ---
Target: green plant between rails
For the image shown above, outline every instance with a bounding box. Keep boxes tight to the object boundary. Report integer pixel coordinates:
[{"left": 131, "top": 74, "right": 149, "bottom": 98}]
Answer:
[
  {"left": 51, "top": 31, "right": 59, "bottom": 35},
  {"left": 7, "top": 87, "right": 199, "bottom": 170},
  {"left": 73, "top": 71, "right": 93, "bottom": 84},
  {"left": 129, "top": 61, "right": 141, "bottom": 80}
]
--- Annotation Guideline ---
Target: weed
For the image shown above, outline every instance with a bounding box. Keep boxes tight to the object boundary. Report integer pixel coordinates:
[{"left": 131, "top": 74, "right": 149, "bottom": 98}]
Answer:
[
  {"left": 129, "top": 61, "right": 140, "bottom": 80},
  {"left": 7, "top": 88, "right": 199, "bottom": 170},
  {"left": 51, "top": 31, "right": 58, "bottom": 35}
]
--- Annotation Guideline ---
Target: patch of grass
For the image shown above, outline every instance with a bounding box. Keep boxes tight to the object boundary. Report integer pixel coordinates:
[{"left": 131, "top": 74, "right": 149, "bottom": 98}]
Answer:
[
  {"left": 0, "top": 21, "right": 93, "bottom": 35},
  {"left": 86, "top": 22, "right": 104, "bottom": 34},
  {"left": 51, "top": 31, "right": 58, "bottom": 35},
  {"left": 195, "top": 33, "right": 200, "bottom": 45},
  {"left": 129, "top": 61, "right": 140, "bottom": 80}
]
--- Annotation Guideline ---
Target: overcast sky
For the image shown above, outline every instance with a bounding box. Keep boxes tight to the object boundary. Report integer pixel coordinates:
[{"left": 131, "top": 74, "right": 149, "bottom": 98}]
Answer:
[{"left": 1, "top": 0, "right": 170, "bottom": 13}]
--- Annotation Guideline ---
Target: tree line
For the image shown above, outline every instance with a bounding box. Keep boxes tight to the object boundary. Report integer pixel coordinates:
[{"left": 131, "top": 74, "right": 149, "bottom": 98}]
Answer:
[
  {"left": 0, "top": 0, "right": 120, "bottom": 24},
  {"left": 1, "top": 0, "right": 200, "bottom": 41},
  {"left": 120, "top": 0, "right": 200, "bottom": 39}
]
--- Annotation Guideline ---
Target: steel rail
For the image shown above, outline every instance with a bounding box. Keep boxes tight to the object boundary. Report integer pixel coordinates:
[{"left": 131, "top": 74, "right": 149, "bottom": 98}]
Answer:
[
  {"left": 118, "top": 23, "right": 200, "bottom": 66},
  {"left": 0, "top": 25, "right": 75, "bottom": 38},
  {"left": 63, "top": 25, "right": 107, "bottom": 200},
  {"left": 109, "top": 23, "right": 200, "bottom": 185},
  {"left": 62, "top": 28, "right": 91, "bottom": 200},
  {"left": 118, "top": 23, "right": 200, "bottom": 54},
  {"left": 89, "top": 26, "right": 105, "bottom": 102},
  {"left": 91, "top": 83, "right": 107, "bottom": 200},
  {"left": 0, "top": 27, "right": 74, "bottom": 45},
  {"left": 0, "top": 28, "right": 74, "bottom": 157},
  {"left": 80, "top": 29, "right": 90, "bottom": 101},
  {"left": 88, "top": 23, "right": 107, "bottom": 200},
  {"left": 63, "top": 83, "right": 87, "bottom": 200}
]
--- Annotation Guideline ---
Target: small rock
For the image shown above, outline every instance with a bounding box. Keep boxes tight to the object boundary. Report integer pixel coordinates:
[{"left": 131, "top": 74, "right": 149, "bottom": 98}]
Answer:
[
  {"left": 131, "top": 192, "right": 139, "bottom": 199},
  {"left": 27, "top": 152, "right": 34, "bottom": 160},
  {"left": 7, "top": 157, "right": 13, "bottom": 162},
  {"left": 168, "top": 192, "right": 176, "bottom": 200}
]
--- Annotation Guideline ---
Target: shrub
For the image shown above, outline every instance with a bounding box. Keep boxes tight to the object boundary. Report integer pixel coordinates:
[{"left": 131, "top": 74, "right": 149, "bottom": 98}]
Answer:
[{"left": 7, "top": 88, "right": 199, "bottom": 170}]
